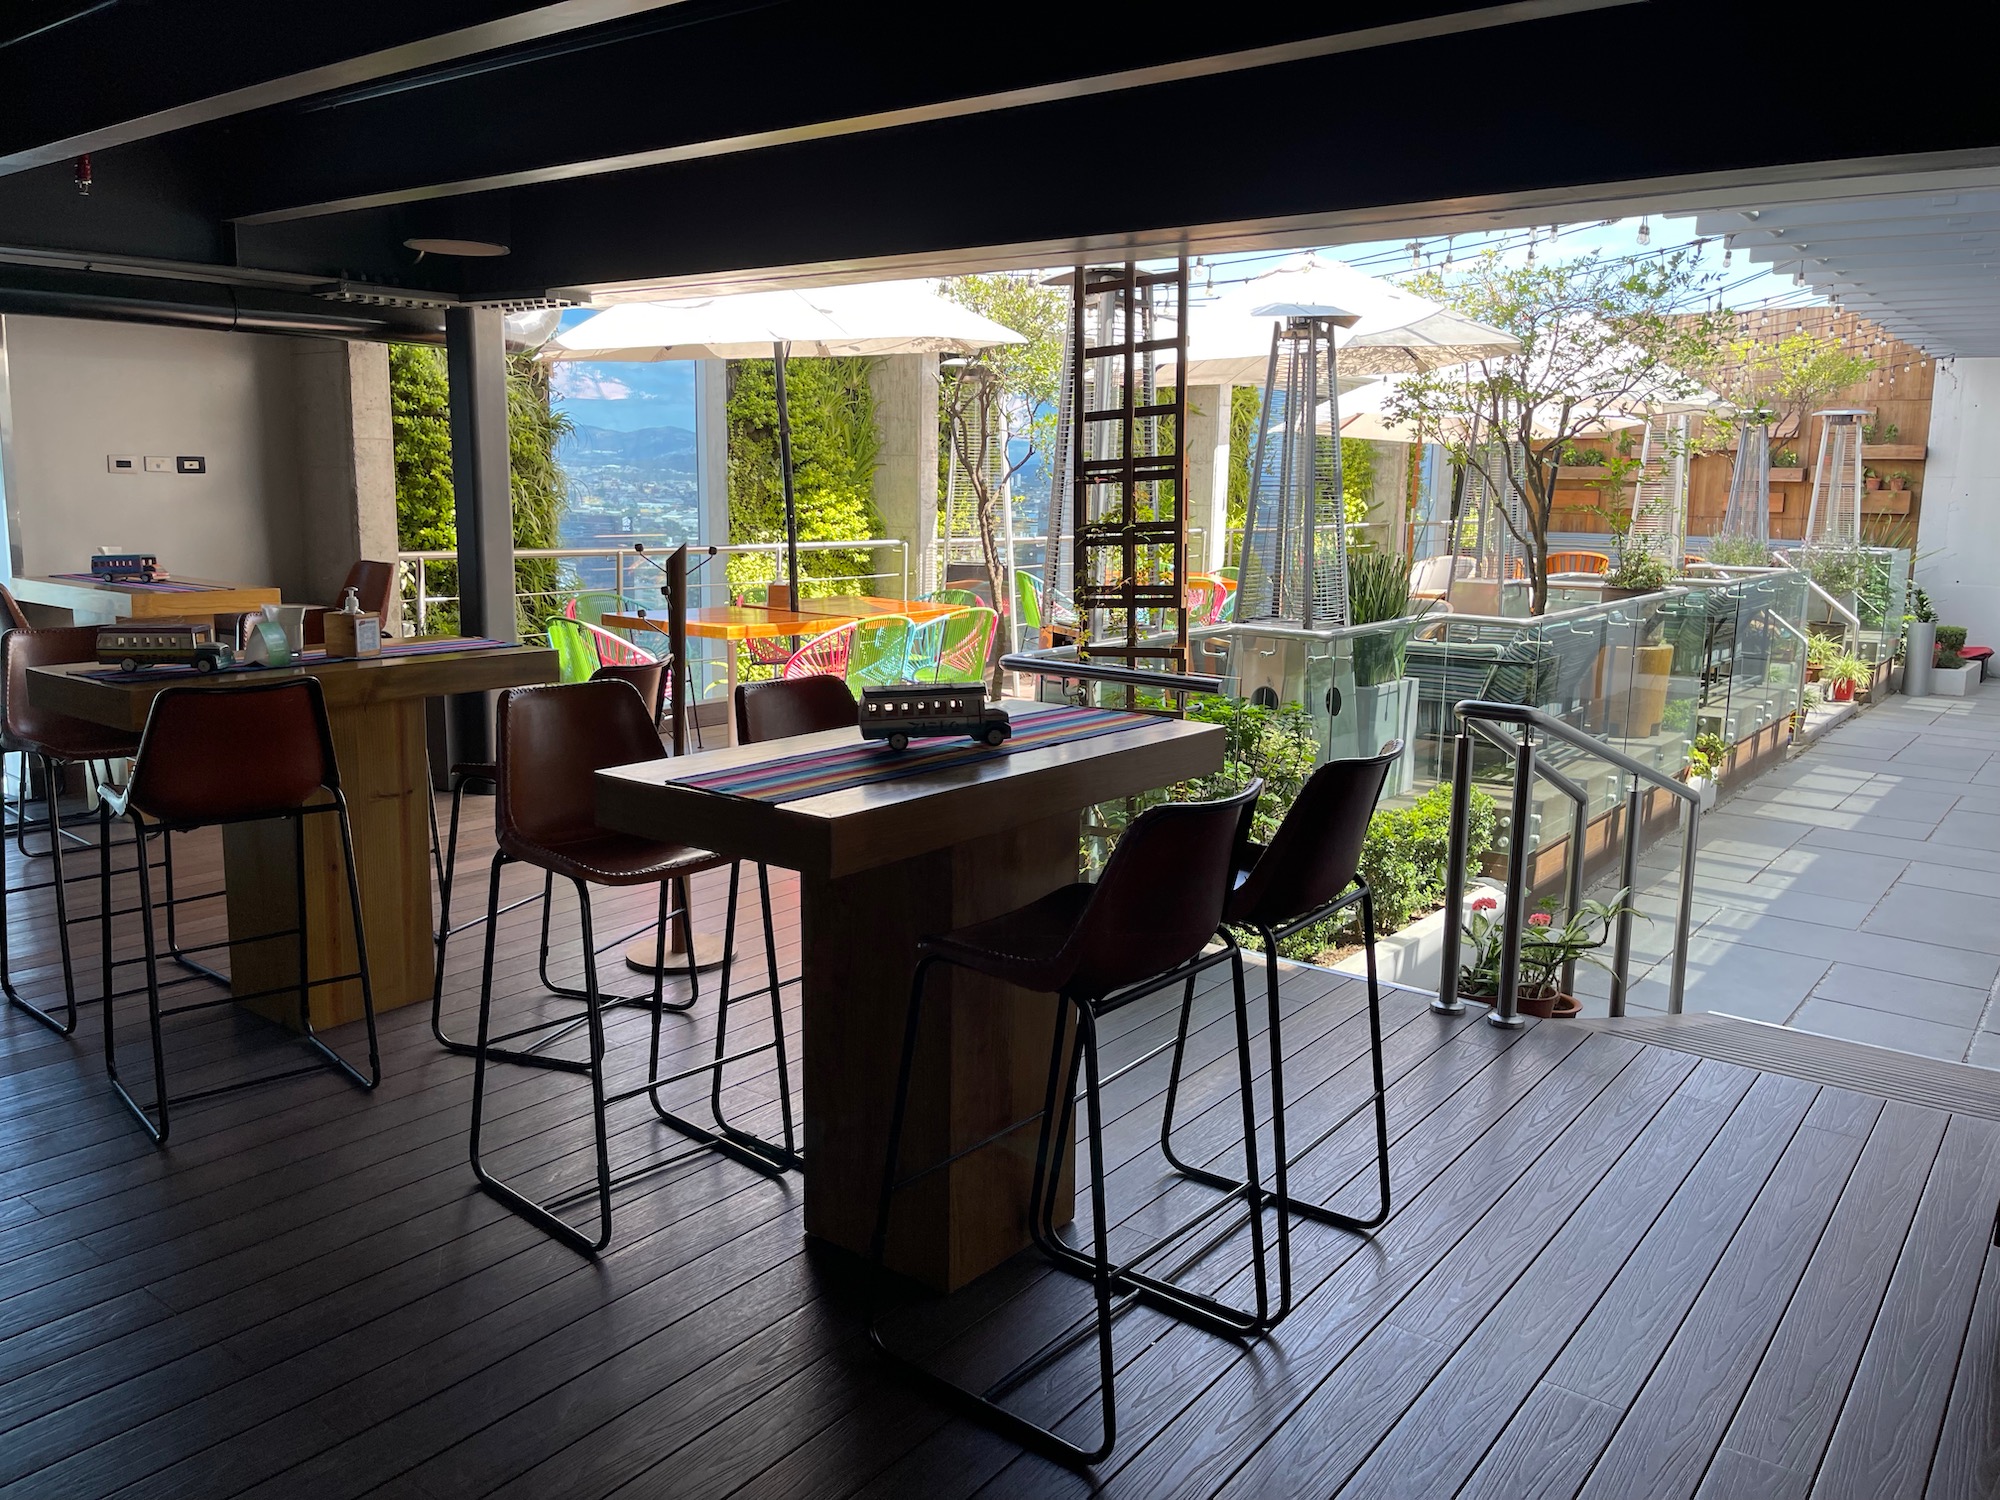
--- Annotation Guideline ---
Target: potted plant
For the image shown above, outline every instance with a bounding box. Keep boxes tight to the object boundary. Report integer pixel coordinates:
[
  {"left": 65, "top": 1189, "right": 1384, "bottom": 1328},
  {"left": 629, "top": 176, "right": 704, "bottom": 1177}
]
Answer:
[
  {"left": 1862, "top": 466, "right": 1883, "bottom": 491},
  {"left": 1684, "top": 731, "right": 1728, "bottom": 811},
  {"left": 1802, "top": 545, "right": 1868, "bottom": 623},
  {"left": 1343, "top": 551, "right": 1429, "bottom": 795},
  {"left": 1805, "top": 631, "right": 1840, "bottom": 684},
  {"left": 1904, "top": 586, "right": 1937, "bottom": 696},
  {"left": 1458, "top": 889, "right": 1641, "bottom": 1019},
  {"left": 1932, "top": 626, "right": 1980, "bottom": 696},
  {"left": 1825, "top": 654, "right": 1869, "bottom": 703},
  {"left": 1889, "top": 470, "right": 1912, "bottom": 492},
  {"left": 1770, "top": 447, "right": 1805, "bottom": 483},
  {"left": 1707, "top": 534, "right": 1772, "bottom": 567}
]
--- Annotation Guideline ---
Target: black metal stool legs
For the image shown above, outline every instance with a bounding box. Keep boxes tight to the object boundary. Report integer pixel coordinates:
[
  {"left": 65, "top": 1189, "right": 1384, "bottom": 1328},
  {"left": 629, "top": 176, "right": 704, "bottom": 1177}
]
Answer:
[
  {"left": 1159, "top": 885, "right": 1392, "bottom": 1232},
  {"left": 0, "top": 753, "right": 89, "bottom": 1035}
]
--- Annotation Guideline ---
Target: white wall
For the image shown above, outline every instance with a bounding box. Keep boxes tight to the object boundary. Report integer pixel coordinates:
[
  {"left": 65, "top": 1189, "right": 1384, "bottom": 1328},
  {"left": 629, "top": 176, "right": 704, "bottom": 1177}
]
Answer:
[
  {"left": 0, "top": 316, "right": 311, "bottom": 596},
  {"left": 1919, "top": 357, "right": 2000, "bottom": 643}
]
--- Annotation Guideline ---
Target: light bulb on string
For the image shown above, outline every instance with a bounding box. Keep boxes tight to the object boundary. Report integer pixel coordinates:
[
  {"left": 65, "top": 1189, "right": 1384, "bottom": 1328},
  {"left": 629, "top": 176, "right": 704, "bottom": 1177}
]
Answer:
[{"left": 1636, "top": 217, "right": 1651, "bottom": 246}]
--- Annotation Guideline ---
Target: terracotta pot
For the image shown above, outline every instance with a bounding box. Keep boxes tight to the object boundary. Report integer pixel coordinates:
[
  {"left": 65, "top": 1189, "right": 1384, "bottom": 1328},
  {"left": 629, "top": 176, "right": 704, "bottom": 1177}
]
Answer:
[
  {"left": 1806, "top": 663, "right": 1822, "bottom": 683},
  {"left": 1516, "top": 987, "right": 1582, "bottom": 1019},
  {"left": 1890, "top": 477, "right": 1908, "bottom": 491}
]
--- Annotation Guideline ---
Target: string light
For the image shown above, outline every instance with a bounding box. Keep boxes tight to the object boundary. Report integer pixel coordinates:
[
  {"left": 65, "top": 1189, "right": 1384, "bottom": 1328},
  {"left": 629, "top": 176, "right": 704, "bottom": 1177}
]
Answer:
[{"left": 1636, "top": 217, "right": 1651, "bottom": 246}]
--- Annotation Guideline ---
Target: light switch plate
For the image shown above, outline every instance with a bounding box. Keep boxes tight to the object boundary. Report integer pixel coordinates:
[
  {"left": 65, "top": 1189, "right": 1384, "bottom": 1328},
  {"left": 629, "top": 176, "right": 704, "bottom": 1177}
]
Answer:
[
  {"left": 143, "top": 455, "right": 171, "bottom": 473},
  {"left": 107, "top": 455, "right": 137, "bottom": 473}
]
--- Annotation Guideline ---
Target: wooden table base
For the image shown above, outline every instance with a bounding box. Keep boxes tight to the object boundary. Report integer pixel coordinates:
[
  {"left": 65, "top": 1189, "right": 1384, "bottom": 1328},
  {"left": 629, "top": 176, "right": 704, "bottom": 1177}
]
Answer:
[
  {"left": 223, "top": 698, "right": 432, "bottom": 1027},
  {"left": 803, "top": 811, "right": 1080, "bottom": 1292}
]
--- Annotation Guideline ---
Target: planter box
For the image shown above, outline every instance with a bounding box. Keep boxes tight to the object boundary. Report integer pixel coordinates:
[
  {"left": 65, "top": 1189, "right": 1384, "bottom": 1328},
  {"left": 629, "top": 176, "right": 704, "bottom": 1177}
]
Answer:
[
  {"left": 1861, "top": 492, "right": 1912, "bottom": 515},
  {"left": 1861, "top": 444, "right": 1926, "bottom": 461},
  {"left": 1931, "top": 662, "right": 1980, "bottom": 697},
  {"left": 1350, "top": 677, "right": 1420, "bottom": 798},
  {"left": 1769, "top": 467, "right": 1807, "bottom": 483},
  {"left": 1768, "top": 493, "right": 1787, "bottom": 513},
  {"left": 1554, "top": 466, "right": 1614, "bottom": 481}
]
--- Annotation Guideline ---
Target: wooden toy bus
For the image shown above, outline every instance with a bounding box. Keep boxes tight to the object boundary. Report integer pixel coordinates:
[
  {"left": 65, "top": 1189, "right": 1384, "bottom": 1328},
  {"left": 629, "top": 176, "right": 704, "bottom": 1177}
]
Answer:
[{"left": 859, "top": 686, "right": 1011, "bottom": 752}]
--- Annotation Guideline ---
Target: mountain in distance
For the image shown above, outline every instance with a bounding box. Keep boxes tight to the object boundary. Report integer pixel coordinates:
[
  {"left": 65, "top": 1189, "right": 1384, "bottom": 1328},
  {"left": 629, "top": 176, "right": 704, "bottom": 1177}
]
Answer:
[{"left": 558, "top": 422, "right": 698, "bottom": 472}]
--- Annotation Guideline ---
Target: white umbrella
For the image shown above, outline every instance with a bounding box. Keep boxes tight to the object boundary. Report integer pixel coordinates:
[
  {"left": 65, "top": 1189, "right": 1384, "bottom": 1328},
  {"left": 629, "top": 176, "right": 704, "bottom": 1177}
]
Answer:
[
  {"left": 1158, "top": 253, "right": 1520, "bottom": 386},
  {"left": 1312, "top": 377, "right": 1647, "bottom": 444},
  {"left": 547, "top": 282, "right": 1023, "bottom": 597}
]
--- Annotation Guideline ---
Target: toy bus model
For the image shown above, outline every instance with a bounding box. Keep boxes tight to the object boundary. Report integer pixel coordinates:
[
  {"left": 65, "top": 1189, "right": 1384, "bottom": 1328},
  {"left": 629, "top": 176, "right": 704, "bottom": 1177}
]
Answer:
[
  {"left": 89, "top": 552, "right": 161, "bottom": 583},
  {"left": 96, "top": 625, "right": 234, "bottom": 675},
  {"left": 859, "top": 686, "right": 1011, "bottom": 752}
]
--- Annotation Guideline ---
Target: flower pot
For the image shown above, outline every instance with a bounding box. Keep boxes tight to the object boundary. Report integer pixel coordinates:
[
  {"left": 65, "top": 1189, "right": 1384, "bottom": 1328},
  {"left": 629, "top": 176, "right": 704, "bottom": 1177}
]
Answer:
[
  {"left": 1516, "top": 987, "right": 1582, "bottom": 1020},
  {"left": 1931, "top": 662, "right": 1979, "bottom": 697},
  {"left": 1600, "top": 585, "right": 1662, "bottom": 605},
  {"left": 1890, "top": 477, "right": 1908, "bottom": 491},
  {"left": 1350, "top": 677, "right": 1419, "bottom": 797},
  {"left": 1831, "top": 678, "right": 1856, "bottom": 702},
  {"left": 1688, "top": 773, "right": 1719, "bottom": 813}
]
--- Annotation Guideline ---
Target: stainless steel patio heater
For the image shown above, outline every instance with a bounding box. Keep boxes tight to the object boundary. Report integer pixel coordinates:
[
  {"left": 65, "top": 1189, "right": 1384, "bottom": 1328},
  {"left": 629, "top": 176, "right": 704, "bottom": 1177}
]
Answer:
[
  {"left": 1804, "top": 408, "right": 1870, "bottom": 550},
  {"left": 1719, "top": 420, "right": 1772, "bottom": 546},
  {"left": 1629, "top": 412, "right": 1692, "bottom": 564},
  {"left": 1235, "top": 305, "right": 1361, "bottom": 627}
]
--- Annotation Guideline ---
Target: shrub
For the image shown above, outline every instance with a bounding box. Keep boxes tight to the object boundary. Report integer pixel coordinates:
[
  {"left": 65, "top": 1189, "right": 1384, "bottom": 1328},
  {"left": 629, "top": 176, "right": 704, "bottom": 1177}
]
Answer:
[
  {"left": 1353, "top": 782, "right": 1498, "bottom": 937},
  {"left": 1706, "top": 535, "right": 1771, "bottom": 567},
  {"left": 1936, "top": 625, "right": 1968, "bottom": 654}
]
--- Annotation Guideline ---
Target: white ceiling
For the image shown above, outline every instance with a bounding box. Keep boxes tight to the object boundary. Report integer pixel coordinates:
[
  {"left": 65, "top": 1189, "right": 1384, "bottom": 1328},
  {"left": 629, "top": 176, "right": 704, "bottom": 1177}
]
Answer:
[{"left": 1675, "top": 184, "right": 2000, "bottom": 356}]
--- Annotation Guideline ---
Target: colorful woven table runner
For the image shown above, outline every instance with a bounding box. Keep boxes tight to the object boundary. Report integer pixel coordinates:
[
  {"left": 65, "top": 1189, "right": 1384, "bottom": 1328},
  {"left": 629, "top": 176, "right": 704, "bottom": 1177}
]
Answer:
[
  {"left": 674, "top": 704, "right": 1153, "bottom": 806},
  {"left": 79, "top": 636, "right": 517, "bottom": 682},
  {"left": 49, "top": 574, "right": 225, "bottom": 593}
]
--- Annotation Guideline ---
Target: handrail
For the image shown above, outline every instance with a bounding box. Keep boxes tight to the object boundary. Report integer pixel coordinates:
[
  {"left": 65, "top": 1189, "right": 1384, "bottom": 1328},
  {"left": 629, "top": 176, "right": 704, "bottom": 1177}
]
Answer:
[
  {"left": 1436, "top": 700, "right": 1700, "bottom": 1028},
  {"left": 999, "top": 649, "right": 1225, "bottom": 699}
]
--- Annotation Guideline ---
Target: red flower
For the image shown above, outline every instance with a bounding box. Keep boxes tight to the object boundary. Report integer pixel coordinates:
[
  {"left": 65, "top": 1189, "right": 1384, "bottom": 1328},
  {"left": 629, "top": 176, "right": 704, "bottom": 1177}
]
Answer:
[
  {"left": 1471, "top": 896, "right": 1499, "bottom": 912},
  {"left": 1528, "top": 912, "right": 1554, "bottom": 927}
]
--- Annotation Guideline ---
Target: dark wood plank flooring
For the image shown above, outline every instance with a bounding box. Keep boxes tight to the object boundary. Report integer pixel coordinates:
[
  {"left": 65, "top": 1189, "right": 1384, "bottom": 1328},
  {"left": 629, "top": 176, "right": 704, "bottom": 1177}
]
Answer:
[{"left": 2, "top": 789, "right": 1999, "bottom": 1498}]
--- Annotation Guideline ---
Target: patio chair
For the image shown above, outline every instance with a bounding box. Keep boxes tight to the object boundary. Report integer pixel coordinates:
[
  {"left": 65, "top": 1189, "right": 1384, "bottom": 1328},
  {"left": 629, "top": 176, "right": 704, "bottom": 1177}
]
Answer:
[
  {"left": 909, "top": 607, "right": 997, "bottom": 684},
  {"left": 467, "top": 681, "right": 788, "bottom": 1255},
  {"left": 564, "top": 590, "right": 648, "bottom": 637},
  {"left": 1547, "top": 551, "right": 1611, "bottom": 576},
  {"left": 429, "top": 655, "right": 673, "bottom": 1056},
  {"left": 95, "top": 677, "right": 380, "bottom": 1141},
  {"left": 845, "top": 615, "right": 913, "bottom": 690},
  {"left": 781, "top": 621, "right": 855, "bottom": 681},
  {"left": 1, "top": 625, "right": 142, "bottom": 1036},
  {"left": 924, "top": 588, "right": 984, "bottom": 608},
  {"left": 871, "top": 780, "right": 1277, "bottom": 1466},
  {"left": 1163, "top": 741, "right": 1402, "bottom": 1231},
  {"left": 547, "top": 615, "right": 659, "bottom": 684}
]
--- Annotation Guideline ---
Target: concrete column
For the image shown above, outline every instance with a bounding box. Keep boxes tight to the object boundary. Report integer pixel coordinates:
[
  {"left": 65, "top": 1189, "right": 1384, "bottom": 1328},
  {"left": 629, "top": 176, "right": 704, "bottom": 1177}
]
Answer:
[
  {"left": 870, "top": 353, "right": 937, "bottom": 597},
  {"left": 291, "top": 338, "right": 397, "bottom": 601},
  {"left": 1186, "top": 383, "right": 1231, "bottom": 572}
]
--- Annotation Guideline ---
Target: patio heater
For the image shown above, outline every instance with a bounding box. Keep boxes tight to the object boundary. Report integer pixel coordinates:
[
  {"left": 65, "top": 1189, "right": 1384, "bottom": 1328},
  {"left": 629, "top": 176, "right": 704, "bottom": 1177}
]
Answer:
[
  {"left": 1443, "top": 432, "right": 1530, "bottom": 612},
  {"left": 1629, "top": 412, "right": 1691, "bottom": 565},
  {"left": 1804, "top": 408, "right": 1870, "bottom": 550},
  {"left": 1235, "top": 306, "right": 1362, "bottom": 627},
  {"left": 1719, "top": 420, "right": 1772, "bottom": 547}
]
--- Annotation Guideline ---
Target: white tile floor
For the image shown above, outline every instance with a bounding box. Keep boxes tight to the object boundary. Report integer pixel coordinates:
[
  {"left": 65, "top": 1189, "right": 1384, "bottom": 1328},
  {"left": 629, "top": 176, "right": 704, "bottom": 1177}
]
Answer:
[{"left": 1582, "top": 679, "right": 2000, "bottom": 1068}]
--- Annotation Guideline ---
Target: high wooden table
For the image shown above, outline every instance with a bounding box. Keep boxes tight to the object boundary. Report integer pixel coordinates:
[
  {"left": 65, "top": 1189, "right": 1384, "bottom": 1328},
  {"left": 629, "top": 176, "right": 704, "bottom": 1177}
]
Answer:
[
  {"left": 596, "top": 701, "right": 1222, "bottom": 1289},
  {"left": 27, "top": 642, "right": 559, "bottom": 1026}
]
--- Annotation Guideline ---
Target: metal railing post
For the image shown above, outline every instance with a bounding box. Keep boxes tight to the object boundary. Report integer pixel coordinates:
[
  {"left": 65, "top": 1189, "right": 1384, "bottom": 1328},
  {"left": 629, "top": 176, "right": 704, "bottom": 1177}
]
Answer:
[
  {"left": 1432, "top": 730, "right": 1474, "bottom": 1016},
  {"left": 1670, "top": 798, "right": 1699, "bottom": 1014},
  {"left": 1491, "top": 730, "right": 1536, "bottom": 1031},
  {"left": 1609, "top": 779, "right": 1642, "bottom": 1019},
  {"left": 1559, "top": 773, "right": 1586, "bottom": 1000}
]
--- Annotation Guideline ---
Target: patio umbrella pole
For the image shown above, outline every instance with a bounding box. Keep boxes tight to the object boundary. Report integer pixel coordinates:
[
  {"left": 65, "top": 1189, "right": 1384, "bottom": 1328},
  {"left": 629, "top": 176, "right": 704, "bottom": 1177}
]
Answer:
[{"left": 773, "top": 340, "right": 802, "bottom": 606}]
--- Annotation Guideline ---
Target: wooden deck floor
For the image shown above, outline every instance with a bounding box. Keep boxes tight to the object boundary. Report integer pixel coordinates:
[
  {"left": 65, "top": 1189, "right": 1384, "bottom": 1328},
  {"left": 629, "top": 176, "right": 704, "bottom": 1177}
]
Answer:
[{"left": 3, "top": 794, "right": 2000, "bottom": 1498}]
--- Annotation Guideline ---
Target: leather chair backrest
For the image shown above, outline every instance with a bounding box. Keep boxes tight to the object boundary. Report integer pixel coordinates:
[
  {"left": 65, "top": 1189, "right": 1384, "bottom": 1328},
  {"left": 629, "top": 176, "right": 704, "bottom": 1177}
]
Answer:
[
  {"left": 1228, "top": 742, "right": 1402, "bottom": 929},
  {"left": 495, "top": 680, "right": 666, "bottom": 856},
  {"left": 2, "top": 625, "right": 111, "bottom": 751},
  {"left": 735, "top": 675, "right": 858, "bottom": 745},
  {"left": 591, "top": 659, "right": 668, "bottom": 724},
  {"left": 128, "top": 678, "right": 336, "bottom": 824},
  {"left": 1059, "top": 779, "right": 1262, "bottom": 1000},
  {"left": 340, "top": 560, "right": 397, "bottom": 625},
  {"left": 0, "top": 583, "right": 30, "bottom": 632}
]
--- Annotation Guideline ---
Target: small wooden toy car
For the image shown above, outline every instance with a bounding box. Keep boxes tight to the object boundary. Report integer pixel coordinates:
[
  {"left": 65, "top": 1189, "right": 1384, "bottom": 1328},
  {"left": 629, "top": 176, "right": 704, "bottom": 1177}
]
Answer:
[
  {"left": 96, "top": 625, "right": 234, "bottom": 675},
  {"left": 859, "top": 686, "right": 1011, "bottom": 752}
]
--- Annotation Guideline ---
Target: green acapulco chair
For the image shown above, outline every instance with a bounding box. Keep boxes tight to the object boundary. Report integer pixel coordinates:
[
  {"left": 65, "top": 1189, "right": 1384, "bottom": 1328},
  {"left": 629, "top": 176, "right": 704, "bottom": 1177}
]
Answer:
[
  {"left": 911, "top": 607, "right": 998, "bottom": 684},
  {"left": 845, "top": 615, "right": 914, "bottom": 690}
]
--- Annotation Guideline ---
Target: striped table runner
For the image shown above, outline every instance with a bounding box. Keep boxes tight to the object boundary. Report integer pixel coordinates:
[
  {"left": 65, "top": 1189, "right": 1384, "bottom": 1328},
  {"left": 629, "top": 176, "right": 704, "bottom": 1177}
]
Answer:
[
  {"left": 49, "top": 574, "right": 224, "bottom": 592},
  {"left": 674, "top": 704, "right": 1152, "bottom": 806}
]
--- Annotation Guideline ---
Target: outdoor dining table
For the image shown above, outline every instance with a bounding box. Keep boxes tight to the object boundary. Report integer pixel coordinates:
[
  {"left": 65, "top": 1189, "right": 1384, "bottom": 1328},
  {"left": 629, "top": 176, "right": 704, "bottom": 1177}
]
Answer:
[
  {"left": 595, "top": 697, "right": 1222, "bottom": 1289},
  {"left": 27, "top": 639, "right": 559, "bottom": 1027}
]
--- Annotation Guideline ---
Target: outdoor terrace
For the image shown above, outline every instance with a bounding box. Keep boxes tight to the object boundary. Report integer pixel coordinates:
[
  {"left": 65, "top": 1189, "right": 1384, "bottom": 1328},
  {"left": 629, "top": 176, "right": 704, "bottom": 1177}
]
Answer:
[{"left": 3, "top": 796, "right": 1999, "bottom": 1497}]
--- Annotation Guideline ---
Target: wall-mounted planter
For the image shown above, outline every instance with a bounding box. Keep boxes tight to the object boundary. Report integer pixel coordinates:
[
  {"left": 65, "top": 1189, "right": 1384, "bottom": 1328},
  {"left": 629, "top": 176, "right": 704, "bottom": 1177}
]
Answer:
[
  {"left": 1769, "top": 468, "right": 1807, "bottom": 483},
  {"left": 1861, "top": 444, "right": 1926, "bottom": 461},
  {"left": 1768, "top": 493, "right": 1787, "bottom": 513},
  {"left": 1861, "top": 492, "right": 1912, "bottom": 515}
]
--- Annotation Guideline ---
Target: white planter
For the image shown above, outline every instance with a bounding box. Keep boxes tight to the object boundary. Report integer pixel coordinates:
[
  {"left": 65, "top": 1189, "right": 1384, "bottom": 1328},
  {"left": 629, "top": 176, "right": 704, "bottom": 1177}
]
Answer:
[
  {"left": 1688, "top": 774, "right": 1719, "bottom": 813},
  {"left": 1931, "top": 662, "right": 1980, "bottom": 697}
]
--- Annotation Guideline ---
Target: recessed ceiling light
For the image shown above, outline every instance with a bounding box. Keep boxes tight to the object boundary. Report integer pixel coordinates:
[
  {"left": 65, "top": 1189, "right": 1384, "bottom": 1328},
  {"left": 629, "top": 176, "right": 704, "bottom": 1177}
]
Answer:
[{"left": 404, "top": 238, "right": 510, "bottom": 257}]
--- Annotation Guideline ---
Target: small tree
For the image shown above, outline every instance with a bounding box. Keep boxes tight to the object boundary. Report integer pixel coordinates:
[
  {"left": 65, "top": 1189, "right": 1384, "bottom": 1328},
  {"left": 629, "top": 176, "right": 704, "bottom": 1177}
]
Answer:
[
  {"left": 1384, "top": 251, "right": 1726, "bottom": 614},
  {"left": 1698, "top": 328, "right": 1877, "bottom": 458},
  {"left": 937, "top": 274, "right": 1066, "bottom": 671}
]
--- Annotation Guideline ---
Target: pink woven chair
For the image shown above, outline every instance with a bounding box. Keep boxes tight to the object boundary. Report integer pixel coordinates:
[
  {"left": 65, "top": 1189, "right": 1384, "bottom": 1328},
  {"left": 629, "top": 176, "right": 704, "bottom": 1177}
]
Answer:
[{"left": 782, "top": 621, "right": 855, "bottom": 680}]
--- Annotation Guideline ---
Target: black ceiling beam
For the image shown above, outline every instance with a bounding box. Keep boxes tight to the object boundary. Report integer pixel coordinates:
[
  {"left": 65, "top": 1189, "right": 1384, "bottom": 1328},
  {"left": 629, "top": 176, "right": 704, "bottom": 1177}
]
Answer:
[
  {"left": 192, "top": 0, "right": 1618, "bottom": 225},
  {"left": 376, "top": 0, "right": 2000, "bottom": 301},
  {"left": 0, "top": 0, "right": 689, "bottom": 176}
]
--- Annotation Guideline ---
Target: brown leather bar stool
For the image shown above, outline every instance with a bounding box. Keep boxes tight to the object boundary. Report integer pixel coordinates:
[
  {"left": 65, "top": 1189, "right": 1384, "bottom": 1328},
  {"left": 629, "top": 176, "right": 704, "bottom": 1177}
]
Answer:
[
  {"left": 870, "top": 779, "right": 1276, "bottom": 1468},
  {"left": 466, "top": 680, "right": 785, "bottom": 1256},
  {"left": 430, "top": 658, "right": 673, "bottom": 1054},
  {"left": 99, "top": 677, "right": 380, "bottom": 1142},
  {"left": 1161, "top": 742, "right": 1403, "bottom": 1231},
  {"left": 0, "top": 585, "right": 33, "bottom": 850},
  {"left": 0, "top": 625, "right": 141, "bottom": 1035}
]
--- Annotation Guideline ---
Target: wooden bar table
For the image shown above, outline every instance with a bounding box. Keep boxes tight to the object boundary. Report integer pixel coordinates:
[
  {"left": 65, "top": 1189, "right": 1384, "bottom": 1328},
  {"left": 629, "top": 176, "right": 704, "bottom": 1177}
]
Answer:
[
  {"left": 27, "top": 641, "right": 558, "bottom": 1026},
  {"left": 596, "top": 701, "right": 1221, "bottom": 1290},
  {"left": 9, "top": 574, "right": 283, "bottom": 626}
]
